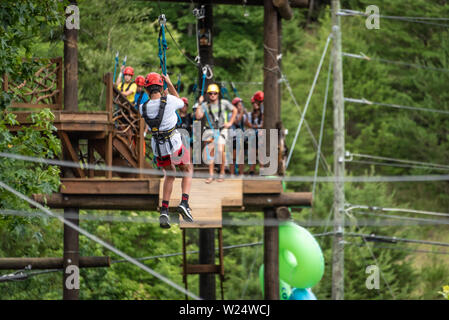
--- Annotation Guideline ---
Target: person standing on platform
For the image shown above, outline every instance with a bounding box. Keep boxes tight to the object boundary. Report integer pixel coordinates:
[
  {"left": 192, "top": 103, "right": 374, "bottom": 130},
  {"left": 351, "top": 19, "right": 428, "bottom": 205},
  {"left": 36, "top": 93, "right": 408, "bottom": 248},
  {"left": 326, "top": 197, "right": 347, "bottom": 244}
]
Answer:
[{"left": 139, "top": 72, "right": 194, "bottom": 228}]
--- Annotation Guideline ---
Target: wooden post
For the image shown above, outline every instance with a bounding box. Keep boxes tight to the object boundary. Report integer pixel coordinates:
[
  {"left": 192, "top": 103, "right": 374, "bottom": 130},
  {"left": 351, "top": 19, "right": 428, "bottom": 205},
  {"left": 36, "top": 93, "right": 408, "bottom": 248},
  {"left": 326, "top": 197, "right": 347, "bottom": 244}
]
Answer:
[
  {"left": 263, "top": 207, "right": 279, "bottom": 300},
  {"left": 138, "top": 117, "right": 145, "bottom": 178},
  {"left": 263, "top": 0, "right": 280, "bottom": 300},
  {"left": 104, "top": 72, "right": 114, "bottom": 179},
  {"left": 63, "top": 0, "right": 79, "bottom": 301},
  {"left": 331, "top": 0, "right": 345, "bottom": 300},
  {"left": 198, "top": 0, "right": 216, "bottom": 300},
  {"left": 56, "top": 57, "right": 63, "bottom": 109},
  {"left": 273, "top": 0, "right": 293, "bottom": 20}
]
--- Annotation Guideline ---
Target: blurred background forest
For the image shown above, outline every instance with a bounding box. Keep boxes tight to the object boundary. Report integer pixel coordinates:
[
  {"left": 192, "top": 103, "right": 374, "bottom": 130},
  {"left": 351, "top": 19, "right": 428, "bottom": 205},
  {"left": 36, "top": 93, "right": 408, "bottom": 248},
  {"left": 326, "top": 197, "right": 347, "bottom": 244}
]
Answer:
[{"left": 1, "top": 0, "right": 449, "bottom": 299}]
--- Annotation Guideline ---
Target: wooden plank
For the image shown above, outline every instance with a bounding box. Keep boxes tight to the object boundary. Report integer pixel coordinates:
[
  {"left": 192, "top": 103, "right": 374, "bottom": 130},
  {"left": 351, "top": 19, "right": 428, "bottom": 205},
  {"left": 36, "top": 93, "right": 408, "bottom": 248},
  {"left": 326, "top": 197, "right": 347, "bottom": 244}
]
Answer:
[
  {"left": 10, "top": 102, "right": 60, "bottom": 109},
  {"left": 60, "top": 178, "right": 160, "bottom": 194},
  {"left": 59, "top": 112, "right": 109, "bottom": 122},
  {"left": 184, "top": 264, "right": 221, "bottom": 275},
  {"left": 243, "top": 179, "right": 282, "bottom": 194},
  {"left": 159, "top": 178, "right": 243, "bottom": 228}
]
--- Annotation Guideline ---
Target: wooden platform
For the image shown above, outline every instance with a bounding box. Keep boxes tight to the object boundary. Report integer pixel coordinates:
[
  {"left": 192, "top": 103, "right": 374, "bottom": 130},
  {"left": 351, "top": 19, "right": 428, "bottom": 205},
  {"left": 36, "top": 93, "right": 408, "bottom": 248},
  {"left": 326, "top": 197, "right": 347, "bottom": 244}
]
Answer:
[
  {"left": 159, "top": 178, "right": 243, "bottom": 228},
  {"left": 8, "top": 111, "right": 112, "bottom": 133}
]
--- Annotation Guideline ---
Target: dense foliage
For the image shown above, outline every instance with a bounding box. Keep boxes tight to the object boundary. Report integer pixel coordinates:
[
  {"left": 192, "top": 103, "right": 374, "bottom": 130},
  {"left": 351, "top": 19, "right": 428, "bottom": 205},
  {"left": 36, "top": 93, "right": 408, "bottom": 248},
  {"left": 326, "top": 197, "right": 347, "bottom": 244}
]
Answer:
[{"left": 1, "top": 0, "right": 449, "bottom": 300}]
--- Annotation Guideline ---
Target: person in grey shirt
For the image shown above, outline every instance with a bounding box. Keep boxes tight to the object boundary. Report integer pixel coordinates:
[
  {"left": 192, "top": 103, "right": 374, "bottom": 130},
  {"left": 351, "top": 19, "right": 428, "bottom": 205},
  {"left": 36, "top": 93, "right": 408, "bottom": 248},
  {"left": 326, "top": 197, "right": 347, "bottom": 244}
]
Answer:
[{"left": 194, "top": 83, "right": 237, "bottom": 183}]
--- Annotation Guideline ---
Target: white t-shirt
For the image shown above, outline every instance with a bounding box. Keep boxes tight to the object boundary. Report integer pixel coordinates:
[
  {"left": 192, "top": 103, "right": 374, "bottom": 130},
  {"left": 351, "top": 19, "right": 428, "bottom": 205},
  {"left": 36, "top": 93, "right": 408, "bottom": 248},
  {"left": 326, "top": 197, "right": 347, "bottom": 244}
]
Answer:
[{"left": 139, "top": 94, "right": 184, "bottom": 157}]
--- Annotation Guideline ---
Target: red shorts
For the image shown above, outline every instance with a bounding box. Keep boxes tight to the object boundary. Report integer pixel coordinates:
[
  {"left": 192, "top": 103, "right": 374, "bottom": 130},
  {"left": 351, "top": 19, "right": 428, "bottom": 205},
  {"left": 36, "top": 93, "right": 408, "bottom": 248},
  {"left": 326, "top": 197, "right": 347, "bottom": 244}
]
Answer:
[{"left": 156, "top": 144, "right": 190, "bottom": 168}]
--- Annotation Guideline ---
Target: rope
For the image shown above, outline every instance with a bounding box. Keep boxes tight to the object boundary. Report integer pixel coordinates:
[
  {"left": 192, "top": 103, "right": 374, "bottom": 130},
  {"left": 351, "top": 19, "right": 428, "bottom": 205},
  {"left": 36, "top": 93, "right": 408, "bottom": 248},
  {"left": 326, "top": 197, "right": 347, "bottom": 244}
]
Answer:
[
  {"left": 286, "top": 34, "right": 332, "bottom": 170},
  {"left": 0, "top": 180, "right": 201, "bottom": 300},
  {"left": 344, "top": 97, "right": 449, "bottom": 115}
]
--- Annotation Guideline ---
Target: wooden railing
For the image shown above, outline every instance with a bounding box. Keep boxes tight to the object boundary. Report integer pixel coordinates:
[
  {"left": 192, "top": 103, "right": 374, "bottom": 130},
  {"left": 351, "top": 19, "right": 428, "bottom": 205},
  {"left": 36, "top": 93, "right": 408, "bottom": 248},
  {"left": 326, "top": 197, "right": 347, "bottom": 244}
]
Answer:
[
  {"left": 103, "top": 72, "right": 146, "bottom": 176},
  {"left": 3, "top": 57, "right": 63, "bottom": 110}
]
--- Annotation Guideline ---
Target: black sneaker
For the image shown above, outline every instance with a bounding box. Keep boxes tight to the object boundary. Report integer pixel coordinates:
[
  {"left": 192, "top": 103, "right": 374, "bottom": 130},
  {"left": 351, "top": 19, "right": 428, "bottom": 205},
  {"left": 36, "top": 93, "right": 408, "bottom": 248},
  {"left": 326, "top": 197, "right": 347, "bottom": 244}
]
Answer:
[
  {"left": 159, "top": 208, "right": 171, "bottom": 229},
  {"left": 177, "top": 202, "right": 194, "bottom": 223}
]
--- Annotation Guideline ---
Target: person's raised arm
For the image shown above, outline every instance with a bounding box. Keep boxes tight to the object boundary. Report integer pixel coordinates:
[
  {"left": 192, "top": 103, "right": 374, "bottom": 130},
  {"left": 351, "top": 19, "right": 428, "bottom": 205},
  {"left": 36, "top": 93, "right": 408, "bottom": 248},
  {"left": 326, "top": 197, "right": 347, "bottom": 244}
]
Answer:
[
  {"left": 194, "top": 95, "right": 205, "bottom": 120},
  {"left": 116, "top": 66, "right": 124, "bottom": 86},
  {"left": 160, "top": 74, "right": 178, "bottom": 98}
]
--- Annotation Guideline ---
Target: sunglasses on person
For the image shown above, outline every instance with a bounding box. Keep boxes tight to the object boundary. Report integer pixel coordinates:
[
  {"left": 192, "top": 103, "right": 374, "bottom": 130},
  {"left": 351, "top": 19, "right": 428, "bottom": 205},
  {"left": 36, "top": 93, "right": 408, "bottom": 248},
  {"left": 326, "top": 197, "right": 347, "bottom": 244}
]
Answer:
[{"left": 208, "top": 92, "right": 218, "bottom": 96}]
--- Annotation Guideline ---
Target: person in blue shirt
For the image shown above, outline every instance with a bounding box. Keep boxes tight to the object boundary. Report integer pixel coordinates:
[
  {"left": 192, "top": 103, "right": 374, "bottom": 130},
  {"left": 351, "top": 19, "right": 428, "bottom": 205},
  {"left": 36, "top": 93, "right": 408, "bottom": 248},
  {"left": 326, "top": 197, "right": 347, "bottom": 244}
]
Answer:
[{"left": 134, "top": 75, "right": 149, "bottom": 108}]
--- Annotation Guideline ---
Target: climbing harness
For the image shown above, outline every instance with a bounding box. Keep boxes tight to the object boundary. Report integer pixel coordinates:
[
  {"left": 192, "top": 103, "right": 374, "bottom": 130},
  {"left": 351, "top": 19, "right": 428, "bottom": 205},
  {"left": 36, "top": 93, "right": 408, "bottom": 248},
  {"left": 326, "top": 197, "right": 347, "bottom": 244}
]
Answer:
[{"left": 141, "top": 96, "right": 176, "bottom": 158}]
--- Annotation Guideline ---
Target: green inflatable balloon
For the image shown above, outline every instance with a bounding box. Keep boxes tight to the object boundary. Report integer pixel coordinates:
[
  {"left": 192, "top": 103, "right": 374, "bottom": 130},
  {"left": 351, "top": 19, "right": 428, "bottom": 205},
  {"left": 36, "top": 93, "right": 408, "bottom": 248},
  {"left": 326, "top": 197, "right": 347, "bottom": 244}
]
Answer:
[
  {"left": 279, "top": 221, "right": 324, "bottom": 289},
  {"left": 258, "top": 265, "right": 292, "bottom": 300}
]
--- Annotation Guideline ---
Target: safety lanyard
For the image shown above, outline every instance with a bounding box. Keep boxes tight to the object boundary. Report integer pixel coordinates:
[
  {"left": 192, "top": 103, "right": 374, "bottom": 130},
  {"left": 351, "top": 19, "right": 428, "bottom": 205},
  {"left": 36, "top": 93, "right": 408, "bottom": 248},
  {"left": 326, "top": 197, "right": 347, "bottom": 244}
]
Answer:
[{"left": 158, "top": 15, "right": 168, "bottom": 90}]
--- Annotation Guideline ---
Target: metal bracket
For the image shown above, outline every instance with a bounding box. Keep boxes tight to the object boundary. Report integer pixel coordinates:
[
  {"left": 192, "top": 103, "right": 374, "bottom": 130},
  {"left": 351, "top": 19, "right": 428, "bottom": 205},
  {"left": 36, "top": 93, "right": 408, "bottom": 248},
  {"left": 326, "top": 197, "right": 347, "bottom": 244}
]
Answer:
[
  {"left": 193, "top": 5, "right": 205, "bottom": 19},
  {"left": 158, "top": 14, "right": 166, "bottom": 26}
]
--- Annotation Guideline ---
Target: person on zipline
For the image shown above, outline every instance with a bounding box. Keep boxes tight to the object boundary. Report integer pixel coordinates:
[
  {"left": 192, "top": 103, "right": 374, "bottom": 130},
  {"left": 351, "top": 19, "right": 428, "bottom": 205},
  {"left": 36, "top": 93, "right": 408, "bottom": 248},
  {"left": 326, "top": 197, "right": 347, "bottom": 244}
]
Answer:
[
  {"left": 139, "top": 72, "right": 194, "bottom": 228},
  {"left": 134, "top": 75, "right": 149, "bottom": 108},
  {"left": 116, "top": 66, "right": 137, "bottom": 104},
  {"left": 194, "top": 83, "right": 237, "bottom": 183}
]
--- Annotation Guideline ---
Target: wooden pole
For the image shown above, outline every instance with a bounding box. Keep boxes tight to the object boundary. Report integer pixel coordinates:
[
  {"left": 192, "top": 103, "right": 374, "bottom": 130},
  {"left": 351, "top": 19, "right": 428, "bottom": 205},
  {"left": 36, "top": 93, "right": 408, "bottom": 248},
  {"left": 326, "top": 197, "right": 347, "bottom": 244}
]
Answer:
[
  {"left": 63, "top": 0, "right": 79, "bottom": 301},
  {"left": 331, "top": 0, "right": 345, "bottom": 300},
  {"left": 263, "top": 0, "right": 280, "bottom": 300},
  {"left": 263, "top": 207, "right": 279, "bottom": 299},
  {"left": 198, "top": 0, "right": 216, "bottom": 300}
]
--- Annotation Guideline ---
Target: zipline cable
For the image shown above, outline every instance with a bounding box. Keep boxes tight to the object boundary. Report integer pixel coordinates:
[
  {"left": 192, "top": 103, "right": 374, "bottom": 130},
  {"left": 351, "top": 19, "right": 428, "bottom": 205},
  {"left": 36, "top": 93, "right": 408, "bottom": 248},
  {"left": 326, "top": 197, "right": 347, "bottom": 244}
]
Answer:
[
  {"left": 344, "top": 97, "right": 449, "bottom": 115},
  {"left": 0, "top": 181, "right": 201, "bottom": 300}
]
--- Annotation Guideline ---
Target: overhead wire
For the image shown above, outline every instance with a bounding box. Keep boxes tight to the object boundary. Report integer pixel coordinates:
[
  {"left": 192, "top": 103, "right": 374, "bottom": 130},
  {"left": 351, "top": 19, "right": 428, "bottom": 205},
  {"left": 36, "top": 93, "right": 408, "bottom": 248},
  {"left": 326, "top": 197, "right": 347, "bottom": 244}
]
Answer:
[
  {"left": 344, "top": 97, "right": 449, "bottom": 115},
  {"left": 0, "top": 180, "right": 201, "bottom": 300},
  {"left": 348, "top": 153, "right": 449, "bottom": 171},
  {"left": 4, "top": 150, "right": 449, "bottom": 183},
  {"left": 338, "top": 9, "right": 449, "bottom": 28},
  {"left": 285, "top": 34, "right": 333, "bottom": 170},
  {"left": 342, "top": 52, "right": 449, "bottom": 73}
]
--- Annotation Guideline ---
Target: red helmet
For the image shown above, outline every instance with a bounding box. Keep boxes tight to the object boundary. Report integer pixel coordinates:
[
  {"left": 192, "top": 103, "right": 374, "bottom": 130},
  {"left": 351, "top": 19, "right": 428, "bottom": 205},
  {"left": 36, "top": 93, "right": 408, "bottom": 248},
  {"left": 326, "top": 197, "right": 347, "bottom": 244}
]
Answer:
[
  {"left": 252, "top": 91, "right": 264, "bottom": 103},
  {"left": 181, "top": 97, "right": 189, "bottom": 105},
  {"left": 144, "top": 73, "right": 163, "bottom": 87},
  {"left": 135, "top": 75, "right": 145, "bottom": 86},
  {"left": 123, "top": 67, "right": 134, "bottom": 76},
  {"left": 232, "top": 97, "right": 242, "bottom": 106}
]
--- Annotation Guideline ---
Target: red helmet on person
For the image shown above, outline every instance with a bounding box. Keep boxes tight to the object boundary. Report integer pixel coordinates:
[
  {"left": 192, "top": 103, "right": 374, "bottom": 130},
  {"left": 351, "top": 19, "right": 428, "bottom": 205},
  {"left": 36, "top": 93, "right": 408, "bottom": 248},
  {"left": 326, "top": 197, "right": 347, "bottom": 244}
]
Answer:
[
  {"left": 181, "top": 97, "right": 189, "bottom": 105},
  {"left": 135, "top": 75, "right": 145, "bottom": 86},
  {"left": 252, "top": 91, "right": 264, "bottom": 103},
  {"left": 123, "top": 67, "right": 134, "bottom": 76},
  {"left": 232, "top": 97, "right": 242, "bottom": 106},
  {"left": 144, "top": 73, "right": 164, "bottom": 87}
]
